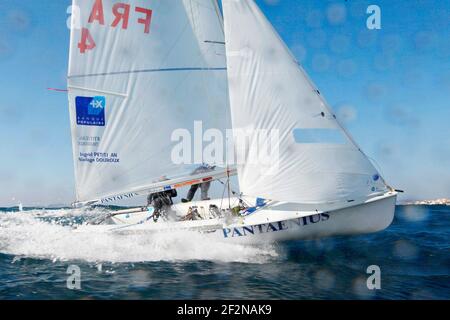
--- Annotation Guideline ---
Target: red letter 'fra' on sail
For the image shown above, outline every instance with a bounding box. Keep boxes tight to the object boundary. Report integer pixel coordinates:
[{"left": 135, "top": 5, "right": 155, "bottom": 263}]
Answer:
[
  {"left": 88, "top": 0, "right": 105, "bottom": 25},
  {"left": 135, "top": 7, "right": 153, "bottom": 34}
]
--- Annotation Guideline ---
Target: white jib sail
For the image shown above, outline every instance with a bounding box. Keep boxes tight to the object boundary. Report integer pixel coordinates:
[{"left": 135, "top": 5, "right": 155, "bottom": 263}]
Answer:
[
  {"left": 68, "top": 0, "right": 231, "bottom": 203},
  {"left": 222, "top": 0, "right": 388, "bottom": 203}
]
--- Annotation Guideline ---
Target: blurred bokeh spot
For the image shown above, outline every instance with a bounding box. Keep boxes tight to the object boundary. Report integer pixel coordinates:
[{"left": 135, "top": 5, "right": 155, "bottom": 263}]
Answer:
[
  {"left": 352, "top": 276, "right": 376, "bottom": 299},
  {"left": 337, "top": 104, "right": 357, "bottom": 123},
  {"left": 393, "top": 240, "right": 419, "bottom": 260},
  {"left": 326, "top": 3, "right": 347, "bottom": 26}
]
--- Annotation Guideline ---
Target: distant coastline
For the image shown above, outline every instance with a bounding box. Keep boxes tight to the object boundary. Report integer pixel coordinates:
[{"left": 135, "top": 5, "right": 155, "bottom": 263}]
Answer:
[
  {"left": 2, "top": 199, "right": 450, "bottom": 209},
  {"left": 399, "top": 198, "right": 450, "bottom": 206}
]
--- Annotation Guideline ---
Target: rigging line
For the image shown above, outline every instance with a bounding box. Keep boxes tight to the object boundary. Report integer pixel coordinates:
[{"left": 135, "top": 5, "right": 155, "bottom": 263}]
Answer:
[
  {"left": 182, "top": 0, "right": 225, "bottom": 113},
  {"left": 168, "top": 25, "right": 225, "bottom": 128},
  {"left": 219, "top": 176, "right": 227, "bottom": 211},
  {"left": 47, "top": 87, "right": 68, "bottom": 92},
  {"left": 225, "top": 133, "right": 232, "bottom": 209},
  {"left": 204, "top": 40, "right": 225, "bottom": 45},
  {"left": 212, "top": 0, "right": 224, "bottom": 34},
  {"left": 156, "top": 18, "right": 191, "bottom": 73},
  {"left": 170, "top": 29, "right": 211, "bottom": 110},
  {"left": 189, "top": 0, "right": 198, "bottom": 37},
  {"left": 217, "top": 180, "right": 249, "bottom": 208},
  {"left": 67, "top": 85, "right": 128, "bottom": 97},
  {"left": 68, "top": 67, "right": 227, "bottom": 79},
  {"left": 217, "top": 179, "right": 239, "bottom": 196}
]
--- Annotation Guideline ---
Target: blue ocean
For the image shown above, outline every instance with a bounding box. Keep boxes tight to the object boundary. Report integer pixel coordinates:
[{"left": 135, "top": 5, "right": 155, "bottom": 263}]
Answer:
[{"left": 0, "top": 205, "right": 448, "bottom": 300}]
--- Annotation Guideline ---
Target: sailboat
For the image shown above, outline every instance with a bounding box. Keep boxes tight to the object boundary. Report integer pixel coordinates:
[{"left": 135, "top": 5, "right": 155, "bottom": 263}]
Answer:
[{"left": 67, "top": 0, "right": 397, "bottom": 243}]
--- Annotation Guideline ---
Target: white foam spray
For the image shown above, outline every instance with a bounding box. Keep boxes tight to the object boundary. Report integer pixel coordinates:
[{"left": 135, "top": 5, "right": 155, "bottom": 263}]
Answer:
[{"left": 0, "top": 209, "right": 279, "bottom": 264}]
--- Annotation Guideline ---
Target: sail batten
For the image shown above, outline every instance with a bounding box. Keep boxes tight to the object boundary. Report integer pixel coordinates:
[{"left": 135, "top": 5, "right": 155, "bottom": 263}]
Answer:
[
  {"left": 68, "top": 67, "right": 227, "bottom": 79},
  {"left": 67, "top": 85, "right": 128, "bottom": 97}
]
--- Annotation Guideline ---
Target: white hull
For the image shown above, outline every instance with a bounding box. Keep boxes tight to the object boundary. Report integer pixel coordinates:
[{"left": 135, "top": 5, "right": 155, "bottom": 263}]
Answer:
[
  {"left": 226, "top": 192, "right": 397, "bottom": 243},
  {"left": 75, "top": 192, "right": 397, "bottom": 243}
]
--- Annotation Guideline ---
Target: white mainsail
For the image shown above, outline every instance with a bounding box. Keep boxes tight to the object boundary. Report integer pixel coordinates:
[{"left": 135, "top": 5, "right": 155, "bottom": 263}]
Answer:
[
  {"left": 68, "top": 0, "right": 231, "bottom": 203},
  {"left": 222, "top": 0, "right": 387, "bottom": 203}
]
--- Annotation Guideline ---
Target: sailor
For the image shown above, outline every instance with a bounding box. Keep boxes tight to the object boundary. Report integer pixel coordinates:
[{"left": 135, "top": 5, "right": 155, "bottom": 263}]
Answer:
[
  {"left": 181, "top": 164, "right": 215, "bottom": 203},
  {"left": 147, "top": 176, "right": 177, "bottom": 221},
  {"left": 147, "top": 189, "right": 177, "bottom": 221}
]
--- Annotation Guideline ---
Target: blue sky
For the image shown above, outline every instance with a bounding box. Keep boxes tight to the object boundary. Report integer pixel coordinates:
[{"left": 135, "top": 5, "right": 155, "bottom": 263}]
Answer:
[{"left": 0, "top": 0, "right": 449, "bottom": 206}]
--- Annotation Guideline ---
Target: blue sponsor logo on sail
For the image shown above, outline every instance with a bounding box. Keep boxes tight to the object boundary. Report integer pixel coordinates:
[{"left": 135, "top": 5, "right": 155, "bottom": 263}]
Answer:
[{"left": 76, "top": 96, "right": 106, "bottom": 126}]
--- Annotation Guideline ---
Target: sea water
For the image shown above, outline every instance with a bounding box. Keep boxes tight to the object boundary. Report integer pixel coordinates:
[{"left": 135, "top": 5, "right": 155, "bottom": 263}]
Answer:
[{"left": 0, "top": 205, "right": 448, "bottom": 299}]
